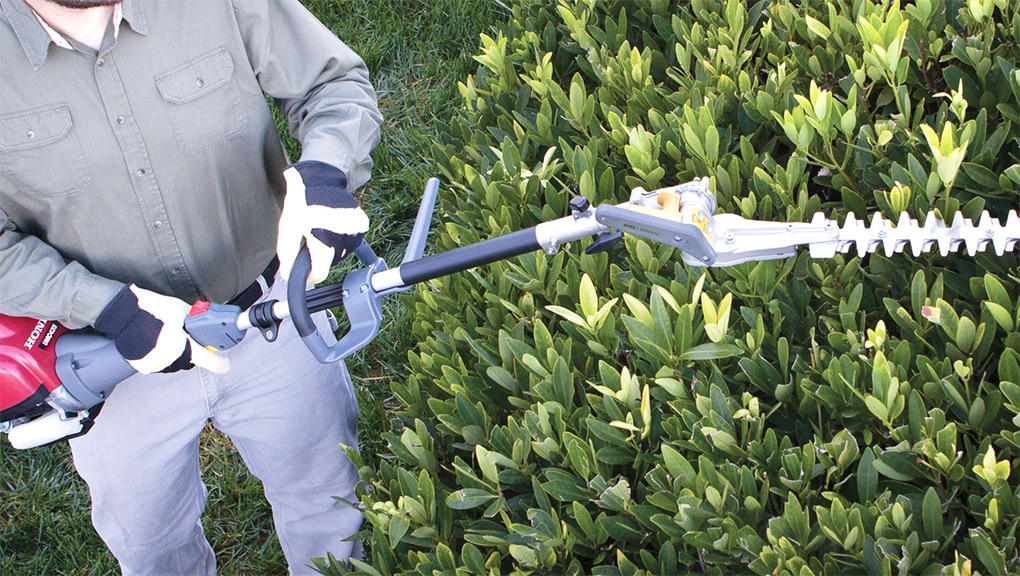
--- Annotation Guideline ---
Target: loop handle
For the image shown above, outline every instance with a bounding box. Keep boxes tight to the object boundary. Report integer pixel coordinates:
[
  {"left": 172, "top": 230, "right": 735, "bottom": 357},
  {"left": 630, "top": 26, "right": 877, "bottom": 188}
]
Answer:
[{"left": 288, "top": 243, "right": 385, "bottom": 363}]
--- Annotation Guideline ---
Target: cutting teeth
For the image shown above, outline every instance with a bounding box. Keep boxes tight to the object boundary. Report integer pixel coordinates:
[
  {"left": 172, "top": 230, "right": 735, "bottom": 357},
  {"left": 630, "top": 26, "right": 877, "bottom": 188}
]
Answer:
[{"left": 831, "top": 210, "right": 1020, "bottom": 258}]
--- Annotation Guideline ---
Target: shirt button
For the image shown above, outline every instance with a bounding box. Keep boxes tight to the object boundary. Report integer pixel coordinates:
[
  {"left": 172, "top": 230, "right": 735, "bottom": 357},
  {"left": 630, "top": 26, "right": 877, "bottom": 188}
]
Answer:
[
  {"left": 171, "top": 268, "right": 180, "bottom": 276},
  {"left": 196, "top": 77, "right": 205, "bottom": 88},
  {"left": 153, "top": 220, "right": 162, "bottom": 228},
  {"left": 137, "top": 168, "right": 147, "bottom": 177},
  {"left": 116, "top": 115, "right": 126, "bottom": 125},
  {"left": 96, "top": 58, "right": 105, "bottom": 67},
  {"left": 26, "top": 130, "right": 35, "bottom": 140}
]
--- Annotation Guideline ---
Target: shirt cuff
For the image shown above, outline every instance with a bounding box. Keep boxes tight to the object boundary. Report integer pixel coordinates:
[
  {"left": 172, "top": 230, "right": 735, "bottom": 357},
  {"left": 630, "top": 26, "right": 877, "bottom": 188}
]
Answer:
[
  {"left": 299, "top": 140, "right": 374, "bottom": 191},
  {"left": 71, "top": 276, "right": 127, "bottom": 329}
]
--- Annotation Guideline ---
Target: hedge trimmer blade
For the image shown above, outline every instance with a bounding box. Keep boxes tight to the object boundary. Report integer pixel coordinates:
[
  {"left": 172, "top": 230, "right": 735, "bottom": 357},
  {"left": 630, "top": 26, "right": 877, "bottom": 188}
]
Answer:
[
  {"left": 610, "top": 179, "right": 1020, "bottom": 267},
  {"left": 809, "top": 210, "right": 1020, "bottom": 260}
]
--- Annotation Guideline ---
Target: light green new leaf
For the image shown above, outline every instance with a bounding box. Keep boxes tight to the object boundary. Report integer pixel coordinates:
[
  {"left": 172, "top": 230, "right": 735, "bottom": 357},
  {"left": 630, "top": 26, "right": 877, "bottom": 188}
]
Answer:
[
  {"left": 679, "top": 343, "right": 744, "bottom": 361},
  {"left": 805, "top": 15, "right": 831, "bottom": 39}
]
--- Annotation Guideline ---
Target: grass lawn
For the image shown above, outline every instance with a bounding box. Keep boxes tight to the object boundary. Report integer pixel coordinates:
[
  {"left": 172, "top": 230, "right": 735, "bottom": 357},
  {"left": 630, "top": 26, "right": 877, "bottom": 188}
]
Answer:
[{"left": 0, "top": 1, "right": 500, "bottom": 573}]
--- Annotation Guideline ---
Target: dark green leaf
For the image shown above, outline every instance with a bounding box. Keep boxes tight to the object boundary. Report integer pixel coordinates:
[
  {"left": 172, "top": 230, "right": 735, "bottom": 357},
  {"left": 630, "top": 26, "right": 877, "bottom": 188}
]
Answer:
[
  {"left": 446, "top": 489, "right": 498, "bottom": 510},
  {"left": 858, "top": 448, "right": 878, "bottom": 501}
]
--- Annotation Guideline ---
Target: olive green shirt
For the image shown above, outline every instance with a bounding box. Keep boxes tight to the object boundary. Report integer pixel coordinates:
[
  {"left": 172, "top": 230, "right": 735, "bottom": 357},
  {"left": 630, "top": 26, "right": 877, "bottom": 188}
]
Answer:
[{"left": 0, "top": 0, "right": 381, "bottom": 328}]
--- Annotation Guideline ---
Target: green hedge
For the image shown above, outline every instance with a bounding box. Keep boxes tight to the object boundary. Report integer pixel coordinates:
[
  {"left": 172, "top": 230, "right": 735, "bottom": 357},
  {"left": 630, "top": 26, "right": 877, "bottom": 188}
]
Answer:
[{"left": 331, "top": 1, "right": 1020, "bottom": 574}]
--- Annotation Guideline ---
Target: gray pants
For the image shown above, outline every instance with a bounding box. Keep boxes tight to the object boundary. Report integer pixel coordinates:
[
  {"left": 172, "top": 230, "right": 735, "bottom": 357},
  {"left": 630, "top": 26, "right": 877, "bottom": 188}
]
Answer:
[{"left": 70, "top": 278, "right": 362, "bottom": 575}]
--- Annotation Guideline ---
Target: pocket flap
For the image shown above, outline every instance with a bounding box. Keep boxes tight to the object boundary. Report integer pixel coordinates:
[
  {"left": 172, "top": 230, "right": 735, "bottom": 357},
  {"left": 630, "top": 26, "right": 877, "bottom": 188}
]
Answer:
[
  {"left": 155, "top": 46, "right": 235, "bottom": 104},
  {"left": 0, "top": 103, "right": 73, "bottom": 151}
]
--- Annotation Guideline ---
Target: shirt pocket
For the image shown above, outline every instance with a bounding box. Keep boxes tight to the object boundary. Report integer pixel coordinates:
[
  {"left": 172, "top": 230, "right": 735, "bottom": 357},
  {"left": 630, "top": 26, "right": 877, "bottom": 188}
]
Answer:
[
  {"left": 154, "top": 46, "right": 248, "bottom": 154},
  {"left": 0, "top": 103, "right": 92, "bottom": 197}
]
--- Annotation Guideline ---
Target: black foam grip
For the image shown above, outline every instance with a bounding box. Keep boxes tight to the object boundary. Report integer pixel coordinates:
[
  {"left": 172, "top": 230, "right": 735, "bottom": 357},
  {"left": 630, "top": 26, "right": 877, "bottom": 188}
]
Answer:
[{"left": 399, "top": 228, "right": 542, "bottom": 286}]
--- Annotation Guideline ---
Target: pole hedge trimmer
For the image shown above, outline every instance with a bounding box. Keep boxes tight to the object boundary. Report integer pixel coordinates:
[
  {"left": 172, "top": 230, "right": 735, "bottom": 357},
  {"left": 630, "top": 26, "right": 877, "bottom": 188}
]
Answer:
[{"left": 2, "top": 178, "right": 1017, "bottom": 449}]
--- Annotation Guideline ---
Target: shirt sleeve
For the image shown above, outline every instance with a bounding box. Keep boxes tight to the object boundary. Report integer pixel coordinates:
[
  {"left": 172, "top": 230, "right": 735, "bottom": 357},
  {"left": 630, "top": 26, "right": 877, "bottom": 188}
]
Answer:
[
  {"left": 231, "top": 0, "right": 383, "bottom": 190},
  {"left": 0, "top": 209, "right": 123, "bottom": 328}
]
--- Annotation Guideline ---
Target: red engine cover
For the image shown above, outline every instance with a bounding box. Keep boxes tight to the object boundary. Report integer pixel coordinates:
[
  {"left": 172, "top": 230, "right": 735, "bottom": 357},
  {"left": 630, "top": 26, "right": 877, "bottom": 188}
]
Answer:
[{"left": 0, "top": 314, "right": 67, "bottom": 420}]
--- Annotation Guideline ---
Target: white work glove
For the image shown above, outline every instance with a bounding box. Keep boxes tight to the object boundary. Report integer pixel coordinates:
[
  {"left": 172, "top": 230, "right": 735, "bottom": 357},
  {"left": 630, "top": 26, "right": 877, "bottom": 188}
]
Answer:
[
  {"left": 94, "top": 285, "right": 230, "bottom": 375},
  {"left": 277, "top": 161, "right": 369, "bottom": 284}
]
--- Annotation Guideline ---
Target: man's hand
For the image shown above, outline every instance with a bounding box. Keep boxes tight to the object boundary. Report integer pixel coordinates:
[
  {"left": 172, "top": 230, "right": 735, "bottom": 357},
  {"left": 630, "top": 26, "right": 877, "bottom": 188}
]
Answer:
[
  {"left": 95, "top": 285, "right": 230, "bottom": 375},
  {"left": 277, "top": 161, "right": 369, "bottom": 284}
]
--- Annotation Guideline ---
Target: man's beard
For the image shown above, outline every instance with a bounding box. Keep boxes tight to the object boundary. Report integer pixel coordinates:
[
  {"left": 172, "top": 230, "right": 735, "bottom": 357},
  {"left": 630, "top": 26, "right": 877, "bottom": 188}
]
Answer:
[{"left": 46, "top": 0, "right": 120, "bottom": 7}]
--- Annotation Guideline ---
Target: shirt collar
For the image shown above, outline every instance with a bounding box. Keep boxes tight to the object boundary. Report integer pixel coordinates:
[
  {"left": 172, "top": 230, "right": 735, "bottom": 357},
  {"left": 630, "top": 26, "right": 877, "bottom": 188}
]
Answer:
[
  {"left": 30, "top": 4, "right": 97, "bottom": 50},
  {"left": 2, "top": 0, "right": 147, "bottom": 70}
]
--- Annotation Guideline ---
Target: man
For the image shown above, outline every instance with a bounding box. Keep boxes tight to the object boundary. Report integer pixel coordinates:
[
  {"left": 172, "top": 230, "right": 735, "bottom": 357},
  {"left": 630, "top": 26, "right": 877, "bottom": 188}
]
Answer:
[{"left": 0, "top": 0, "right": 382, "bottom": 573}]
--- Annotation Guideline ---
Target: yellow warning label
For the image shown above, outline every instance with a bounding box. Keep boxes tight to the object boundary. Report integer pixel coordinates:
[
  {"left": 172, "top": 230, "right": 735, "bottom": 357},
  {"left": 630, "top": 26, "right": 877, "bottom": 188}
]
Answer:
[{"left": 684, "top": 208, "right": 715, "bottom": 242}]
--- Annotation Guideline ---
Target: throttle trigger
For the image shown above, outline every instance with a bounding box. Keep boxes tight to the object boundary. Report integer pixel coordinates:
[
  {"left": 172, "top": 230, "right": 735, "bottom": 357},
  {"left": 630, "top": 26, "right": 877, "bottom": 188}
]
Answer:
[{"left": 585, "top": 231, "right": 624, "bottom": 254}]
